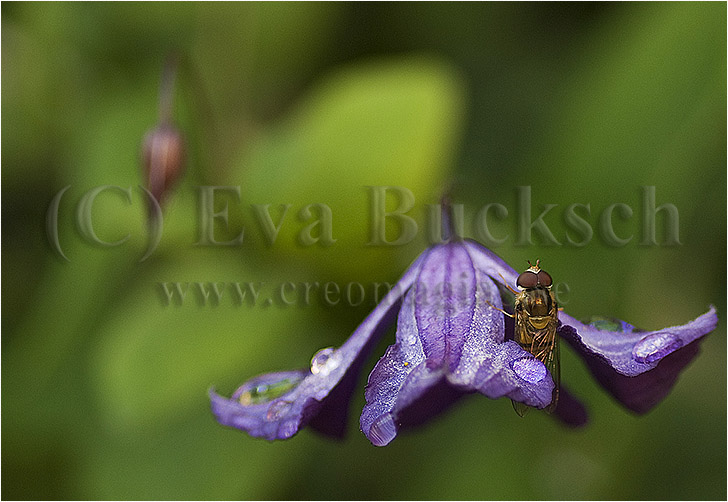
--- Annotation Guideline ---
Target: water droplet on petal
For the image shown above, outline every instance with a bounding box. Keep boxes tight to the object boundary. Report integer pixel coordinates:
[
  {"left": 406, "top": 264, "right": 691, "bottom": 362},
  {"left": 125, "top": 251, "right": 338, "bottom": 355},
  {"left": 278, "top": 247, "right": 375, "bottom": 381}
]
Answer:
[
  {"left": 237, "top": 372, "right": 305, "bottom": 405},
  {"left": 368, "top": 414, "right": 397, "bottom": 447},
  {"left": 585, "top": 316, "right": 625, "bottom": 332},
  {"left": 278, "top": 419, "right": 299, "bottom": 439},
  {"left": 584, "top": 316, "right": 640, "bottom": 334},
  {"left": 310, "top": 347, "right": 340, "bottom": 376},
  {"left": 266, "top": 400, "right": 292, "bottom": 421},
  {"left": 632, "top": 332, "right": 683, "bottom": 364},
  {"left": 512, "top": 357, "right": 547, "bottom": 383}
]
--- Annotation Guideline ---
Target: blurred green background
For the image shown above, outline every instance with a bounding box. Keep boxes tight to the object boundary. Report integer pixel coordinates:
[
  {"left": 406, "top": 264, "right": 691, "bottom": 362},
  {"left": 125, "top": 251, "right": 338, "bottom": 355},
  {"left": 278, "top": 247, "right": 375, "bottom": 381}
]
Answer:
[{"left": 2, "top": 3, "right": 725, "bottom": 500}]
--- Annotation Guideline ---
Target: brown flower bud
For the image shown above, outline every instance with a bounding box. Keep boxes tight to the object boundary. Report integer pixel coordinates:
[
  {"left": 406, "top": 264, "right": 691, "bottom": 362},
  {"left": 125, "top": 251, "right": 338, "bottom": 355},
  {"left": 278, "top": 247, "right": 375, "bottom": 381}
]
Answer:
[{"left": 142, "top": 123, "right": 185, "bottom": 207}]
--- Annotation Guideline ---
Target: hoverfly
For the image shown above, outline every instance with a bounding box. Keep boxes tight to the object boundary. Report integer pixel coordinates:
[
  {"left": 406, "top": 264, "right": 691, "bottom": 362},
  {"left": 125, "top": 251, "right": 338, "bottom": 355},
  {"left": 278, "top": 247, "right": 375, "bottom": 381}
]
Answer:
[{"left": 490, "top": 260, "right": 560, "bottom": 416}]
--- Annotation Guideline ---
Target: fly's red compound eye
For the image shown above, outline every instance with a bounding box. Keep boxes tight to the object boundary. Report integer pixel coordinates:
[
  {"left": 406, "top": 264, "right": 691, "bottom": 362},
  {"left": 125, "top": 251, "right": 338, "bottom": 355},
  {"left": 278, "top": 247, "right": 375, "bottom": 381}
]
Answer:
[
  {"left": 516, "top": 271, "right": 539, "bottom": 289},
  {"left": 536, "top": 270, "right": 552, "bottom": 287}
]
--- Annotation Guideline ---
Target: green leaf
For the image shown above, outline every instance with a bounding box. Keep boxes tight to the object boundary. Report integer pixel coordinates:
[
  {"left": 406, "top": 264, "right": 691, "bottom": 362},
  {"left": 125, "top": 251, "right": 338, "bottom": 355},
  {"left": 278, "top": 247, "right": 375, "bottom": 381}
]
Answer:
[
  {"left": 233, "top": 57, "right": 466, "bottom": 279},
  {"left": 89, "top": 250, "right": 337, "bottom": 427}
]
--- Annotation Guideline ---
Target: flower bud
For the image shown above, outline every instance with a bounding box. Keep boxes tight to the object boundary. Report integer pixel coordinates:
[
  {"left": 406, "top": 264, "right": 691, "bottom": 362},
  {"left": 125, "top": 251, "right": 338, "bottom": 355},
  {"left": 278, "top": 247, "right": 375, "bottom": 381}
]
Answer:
[{"left": 142, "top": 123, "right": 185, "bottom": 207}]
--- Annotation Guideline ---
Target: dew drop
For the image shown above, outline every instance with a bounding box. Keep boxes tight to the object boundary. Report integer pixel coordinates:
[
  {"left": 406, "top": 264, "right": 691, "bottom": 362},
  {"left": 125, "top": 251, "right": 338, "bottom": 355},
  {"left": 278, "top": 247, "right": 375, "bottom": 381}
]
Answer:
[
  {"left": 310, "top": 347, "right": 340, "bottom": 376},
  {"left": 278, "top": 419, "right": 299, "bottom": 439},
  {"left": 266, "top": 400, "right": 292, "bottom": 421},
  {"left": 512, "top": 357, "right": 547, "bottom": 384},
  {"left": 585, "top": 316, "right": 625, "bottom": 332},
  {"left": 632, "top": 332, "right": 683, "bottom": 364},
  {"left": 368, "top": 414, "right": 397, "bottom": 447},
  {"left": 237, "top": 372, "right": 305, "bottom": 406}
]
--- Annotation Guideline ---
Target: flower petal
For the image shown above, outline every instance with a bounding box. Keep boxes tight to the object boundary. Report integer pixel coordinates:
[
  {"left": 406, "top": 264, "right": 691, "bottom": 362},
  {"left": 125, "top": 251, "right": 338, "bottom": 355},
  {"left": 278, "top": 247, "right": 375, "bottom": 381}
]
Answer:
[
  {"left": 361, "top": 242, "right": 554, "bottom": 446},
  {"left": 210, "top": 253, "right": 425, "bottom": 440},
  {"left": 558, "top": 307, "right": 717, "bottom": 413},
  {"left": 359, "top": 287, "right": 433, "bottom": 446},
  {"left": 558, "top": 307, "right": 717, "bottom": 376},
  {"left": 463, "top": 239, "right": 519, "bottom": 287},
  {"left": 552, "top": 384, "right": 589, "bottom": 427},
  {"left": 209, "top": 370, "right": 309, "bottom": 440}
]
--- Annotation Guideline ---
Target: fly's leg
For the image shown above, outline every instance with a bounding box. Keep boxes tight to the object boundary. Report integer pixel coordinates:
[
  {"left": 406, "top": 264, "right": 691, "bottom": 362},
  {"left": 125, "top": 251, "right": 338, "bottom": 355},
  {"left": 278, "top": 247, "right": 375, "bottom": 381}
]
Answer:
[
  {"left": 497, "top": 273, "right": 519, "bottom": 295},
  {"left": 485, "top": 300, "right": 514, "bottom": 318},
  {"left": 484, "top": 273, "right": 520, "bottom": 318}
]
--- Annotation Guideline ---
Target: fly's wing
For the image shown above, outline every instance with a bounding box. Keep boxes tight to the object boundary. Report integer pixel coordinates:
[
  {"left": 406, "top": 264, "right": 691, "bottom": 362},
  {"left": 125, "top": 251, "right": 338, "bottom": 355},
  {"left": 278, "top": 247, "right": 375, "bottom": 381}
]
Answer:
[
  {"left": 542, "top": 312, "right": 560, "bottom": 413},
  {"left": 512, "top": 399, "right": 530, "bottom": 417},
  {"left": 512, "top": 299, "right": 533, "bottom": 416},
  {"left": 512, "top": 327, "right": 558, "bottom": 416},
  {"left": 513, "top": 303, "right": 531, "bottom": 346}
]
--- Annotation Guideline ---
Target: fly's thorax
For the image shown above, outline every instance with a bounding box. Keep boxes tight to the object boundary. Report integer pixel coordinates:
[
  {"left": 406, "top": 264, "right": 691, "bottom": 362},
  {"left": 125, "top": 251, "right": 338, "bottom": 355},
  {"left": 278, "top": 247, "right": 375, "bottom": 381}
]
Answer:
[
  {"left": 514, "top": 287, "right": 558, "bottom": 346},
  {"left": 518, "top": 286, "right": 556, "bottom": 317}
]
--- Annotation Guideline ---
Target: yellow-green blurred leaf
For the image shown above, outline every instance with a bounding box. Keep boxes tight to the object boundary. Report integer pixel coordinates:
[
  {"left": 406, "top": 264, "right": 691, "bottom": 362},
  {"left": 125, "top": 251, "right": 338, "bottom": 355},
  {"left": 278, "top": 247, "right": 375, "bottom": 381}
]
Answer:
[{"left": 234, "top": 57, "right": 466, "bottom": 279}]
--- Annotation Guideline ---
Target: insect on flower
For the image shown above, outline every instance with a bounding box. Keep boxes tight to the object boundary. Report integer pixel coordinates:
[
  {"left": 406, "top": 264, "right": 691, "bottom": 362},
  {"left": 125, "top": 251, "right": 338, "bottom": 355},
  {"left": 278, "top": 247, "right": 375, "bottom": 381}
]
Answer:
[
  {"left": 509, "top": 260, "right": 560, "bottom": 416},
  {"left": 210, "top": 232, "right": 717, "bottom": 445},
  {"left": 486, "top": 260, "right": 560, "bottom": 416}
]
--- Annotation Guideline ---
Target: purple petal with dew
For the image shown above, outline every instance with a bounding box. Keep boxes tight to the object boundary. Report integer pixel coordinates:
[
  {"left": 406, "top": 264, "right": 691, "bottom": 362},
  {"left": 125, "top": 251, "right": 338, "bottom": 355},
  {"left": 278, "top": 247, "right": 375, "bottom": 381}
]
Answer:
[
  {"left": 558, "top": 307, "right": 717, "bottom": 413},
  {"left": 361, "top": 242, "right": 554, "bottom": 446},
  {"left": 558, "top": 307, "right": 717, "bottom": 376},
  {"left": 210, "top": 253, "right": 425, "bottom": 440},
  {"left": 360, "top": 288, "right": 430, "bottom": 446},
  {"left": 414, "top": 241, "right": 477, "bottom": 372},
  {"left": 209, "top": 370, "right": 308, "bottom": 440}
]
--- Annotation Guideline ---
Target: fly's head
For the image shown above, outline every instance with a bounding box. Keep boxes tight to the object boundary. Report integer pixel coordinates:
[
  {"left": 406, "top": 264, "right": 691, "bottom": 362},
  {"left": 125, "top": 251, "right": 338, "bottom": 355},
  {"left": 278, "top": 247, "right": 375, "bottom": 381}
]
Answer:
[{"left": 516, "top": 260, "right": 554, "bottom": 317}]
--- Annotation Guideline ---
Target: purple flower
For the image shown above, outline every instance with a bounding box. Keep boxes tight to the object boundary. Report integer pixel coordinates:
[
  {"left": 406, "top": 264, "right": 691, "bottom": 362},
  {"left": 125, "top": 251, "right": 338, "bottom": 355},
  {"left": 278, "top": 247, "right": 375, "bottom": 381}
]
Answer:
[{"left": 210, "top": 239, "right": 717, "bottom": 446}]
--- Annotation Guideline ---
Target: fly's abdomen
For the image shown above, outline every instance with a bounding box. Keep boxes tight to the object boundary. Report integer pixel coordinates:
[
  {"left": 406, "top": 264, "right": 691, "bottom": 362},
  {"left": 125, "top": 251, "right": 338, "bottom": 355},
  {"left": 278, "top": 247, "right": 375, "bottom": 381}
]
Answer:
[{"left": 516, "top": 329, "right": 553, "bottom": 360}]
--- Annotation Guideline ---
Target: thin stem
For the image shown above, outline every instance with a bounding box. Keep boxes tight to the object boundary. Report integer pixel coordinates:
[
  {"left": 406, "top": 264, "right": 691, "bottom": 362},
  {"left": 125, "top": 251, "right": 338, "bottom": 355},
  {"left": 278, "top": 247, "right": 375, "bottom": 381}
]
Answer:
[
  {"left": 439, "top": 190, "right": 464, "bottom": 242},
  {"left": 440, "top": 193, "right": 453, "bottom": 241},
  {"left": 158, "top": 53, "right": 179, "bottom": 125}
]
